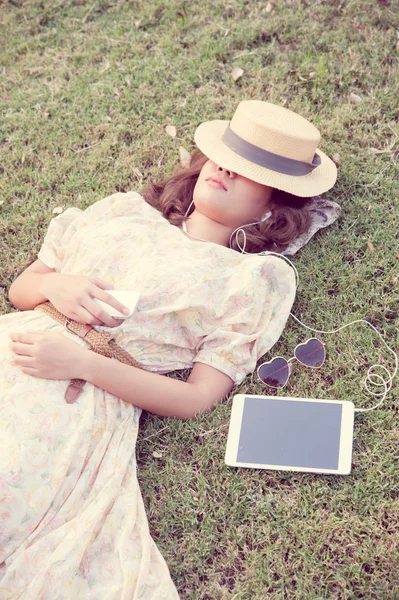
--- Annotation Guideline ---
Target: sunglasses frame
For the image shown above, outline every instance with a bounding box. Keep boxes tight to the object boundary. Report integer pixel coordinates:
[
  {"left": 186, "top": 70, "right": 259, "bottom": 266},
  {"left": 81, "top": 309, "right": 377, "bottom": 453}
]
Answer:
[{"left": 257, "top": 337, "right": 326, "bottom": 389}]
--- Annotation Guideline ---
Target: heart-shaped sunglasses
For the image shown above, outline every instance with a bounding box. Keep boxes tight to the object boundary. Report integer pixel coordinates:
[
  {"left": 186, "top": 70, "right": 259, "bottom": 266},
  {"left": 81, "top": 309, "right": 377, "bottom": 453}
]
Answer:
[{"left": 257, "top": 338, "right": 326, "bottom": 389}]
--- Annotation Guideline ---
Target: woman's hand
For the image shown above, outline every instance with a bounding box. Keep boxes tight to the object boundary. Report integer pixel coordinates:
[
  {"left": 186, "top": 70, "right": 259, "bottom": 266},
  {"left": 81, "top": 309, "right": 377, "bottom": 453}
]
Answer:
[
  {"left": 9, "top": 330, "right": 88, "bottom": 380},
  {"left": 40, "top": 273, "right": 130, "bottom": 327}
]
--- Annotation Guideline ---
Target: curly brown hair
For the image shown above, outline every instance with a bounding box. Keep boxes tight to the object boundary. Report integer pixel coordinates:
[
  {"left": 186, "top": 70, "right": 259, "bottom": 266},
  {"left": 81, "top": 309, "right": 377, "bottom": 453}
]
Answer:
[{"left": 142, "top": 149, "right": 313, "bottom": 253}]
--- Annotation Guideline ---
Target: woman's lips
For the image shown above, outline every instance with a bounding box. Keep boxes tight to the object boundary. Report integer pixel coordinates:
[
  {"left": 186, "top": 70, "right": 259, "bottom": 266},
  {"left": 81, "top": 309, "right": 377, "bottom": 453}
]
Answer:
[{"left": 206, "top": 177, "right": 227, "bottom": 191}]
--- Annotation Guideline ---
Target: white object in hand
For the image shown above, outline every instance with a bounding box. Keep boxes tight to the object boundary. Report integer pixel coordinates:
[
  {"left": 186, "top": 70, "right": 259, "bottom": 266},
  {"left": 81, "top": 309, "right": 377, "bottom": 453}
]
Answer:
[{"left": 94, "top": 291, "right": 140, "bottom": 319}]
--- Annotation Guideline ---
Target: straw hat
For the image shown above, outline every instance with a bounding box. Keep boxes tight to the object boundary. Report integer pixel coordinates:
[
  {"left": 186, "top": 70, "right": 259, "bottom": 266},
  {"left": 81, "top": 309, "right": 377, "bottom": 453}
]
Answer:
[{"left": 194, "top": 100, "right": 337, "bottom": 197}]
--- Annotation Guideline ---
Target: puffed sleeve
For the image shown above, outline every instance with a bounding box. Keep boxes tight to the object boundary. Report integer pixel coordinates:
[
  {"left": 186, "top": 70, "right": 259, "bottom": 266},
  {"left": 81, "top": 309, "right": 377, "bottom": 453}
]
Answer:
[
  {"left": 193, "top": 257, "right": 296, "bottom": 384},
  {"left": 37, "top": 191, "right": 144, "bottom": 271}
]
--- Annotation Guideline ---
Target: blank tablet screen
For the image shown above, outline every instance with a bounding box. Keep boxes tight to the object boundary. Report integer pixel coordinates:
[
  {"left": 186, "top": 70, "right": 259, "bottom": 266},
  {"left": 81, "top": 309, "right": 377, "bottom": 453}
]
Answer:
[{"left": 237, "top": 397, "right": 343, "bottom": 470}]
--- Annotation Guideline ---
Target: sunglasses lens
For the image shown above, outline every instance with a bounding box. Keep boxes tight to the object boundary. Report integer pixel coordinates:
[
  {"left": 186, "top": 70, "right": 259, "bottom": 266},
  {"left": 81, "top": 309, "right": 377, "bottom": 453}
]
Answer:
[
  {"left": 294, "top": 338, "right": 325, "bottom": 368},
  {"left": 258, "top": 357, "right": 290, "bottom": 388}
]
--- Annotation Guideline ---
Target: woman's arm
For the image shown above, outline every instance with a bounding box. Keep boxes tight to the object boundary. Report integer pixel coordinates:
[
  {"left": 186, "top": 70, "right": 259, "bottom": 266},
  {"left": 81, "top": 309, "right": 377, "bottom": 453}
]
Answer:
[
  {"left": 8, "top": 259, "right": 57, "bottom": 310},
  {"left": 9, "top": 328, "right": 234, "bottom": 418},
  {"left": 8, "top": 259, "right": 127, "bottom": 326},
  {"left": 80, "top": 352, "right": 234, "bottom": 419}
]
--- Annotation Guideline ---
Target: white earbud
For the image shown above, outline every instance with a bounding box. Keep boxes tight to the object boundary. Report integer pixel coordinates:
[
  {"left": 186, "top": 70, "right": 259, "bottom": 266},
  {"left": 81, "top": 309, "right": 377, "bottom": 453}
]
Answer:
[
  {"left": 260, "top": 211, "right": 272, "bottom": 223},
  {"left": 229, "top": 211, "right": 273, "bottom": 252}
]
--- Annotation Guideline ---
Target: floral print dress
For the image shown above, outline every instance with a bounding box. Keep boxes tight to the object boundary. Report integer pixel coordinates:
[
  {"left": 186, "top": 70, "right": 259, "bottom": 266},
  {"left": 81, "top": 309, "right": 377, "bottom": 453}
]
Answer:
[{"left": 0, "top": 192, "right": 296, "bottom": 599}]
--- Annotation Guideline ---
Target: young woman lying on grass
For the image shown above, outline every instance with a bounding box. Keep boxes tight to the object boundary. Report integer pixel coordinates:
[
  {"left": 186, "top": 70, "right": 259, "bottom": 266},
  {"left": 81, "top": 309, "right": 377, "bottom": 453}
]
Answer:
[{"left": 2, "top": 100, "right": 337, "bottom": 598}]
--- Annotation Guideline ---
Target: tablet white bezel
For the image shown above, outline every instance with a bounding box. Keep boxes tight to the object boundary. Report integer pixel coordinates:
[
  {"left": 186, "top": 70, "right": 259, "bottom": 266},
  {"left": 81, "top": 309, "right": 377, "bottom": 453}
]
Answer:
[{"left": 225, "top": 394, "right": 355, "bottom": 475}]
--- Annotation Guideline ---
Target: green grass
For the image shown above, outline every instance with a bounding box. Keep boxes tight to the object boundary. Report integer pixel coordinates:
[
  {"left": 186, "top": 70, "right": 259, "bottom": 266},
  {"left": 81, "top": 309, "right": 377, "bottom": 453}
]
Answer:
[{"left": 1, "top": 0, "right": 398, "bottom": 598}]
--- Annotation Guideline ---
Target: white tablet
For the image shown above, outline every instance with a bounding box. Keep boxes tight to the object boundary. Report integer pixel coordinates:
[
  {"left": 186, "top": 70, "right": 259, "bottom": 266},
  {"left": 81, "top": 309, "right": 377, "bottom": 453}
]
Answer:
[{"left": 225, "top": 394, "right": 355, "bottom": 475}]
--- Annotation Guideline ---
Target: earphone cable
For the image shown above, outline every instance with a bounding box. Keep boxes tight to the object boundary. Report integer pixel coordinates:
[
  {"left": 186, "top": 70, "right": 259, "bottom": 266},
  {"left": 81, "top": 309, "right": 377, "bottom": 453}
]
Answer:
[
  {"left": 242, "top": 246, "right": 397, "bottom": 413},
  {"left": 288, "top": 313, "right": 398, "bottom": 413},
  {"left": 188, "top": 205, "right": 396, "bottom": 413}
]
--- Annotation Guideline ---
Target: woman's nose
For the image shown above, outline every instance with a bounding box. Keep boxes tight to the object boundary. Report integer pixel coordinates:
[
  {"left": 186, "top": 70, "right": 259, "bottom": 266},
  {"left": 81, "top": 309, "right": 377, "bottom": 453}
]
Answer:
[{"left": 217, "top": 164, "right": 236, "bottom": 178}]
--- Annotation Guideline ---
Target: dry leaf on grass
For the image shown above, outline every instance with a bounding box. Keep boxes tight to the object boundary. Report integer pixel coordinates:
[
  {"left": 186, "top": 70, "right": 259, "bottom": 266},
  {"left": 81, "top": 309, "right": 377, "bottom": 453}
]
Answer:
[
  {"left": 131, "top": 167, "right": 144, "bottom": 185},
  {"left": 52, "top": 206, "right": 64, "bottom": 215},
  {"left": 165, "top": 125, "right": 177, "bottom": 137},
  {"left": 99, "top": 59, "right": 110, "bottom": 74},
  {"left": 367, "top": 241, "right": 375, "bottom": 253},
  {"left": 179, "top": 146, "right": 191, "bottom": 168},
  {"left": 350, "top": 92, "right": 362, "bottom": 104},
  {"left": 265, "top": 2, "right": 273, "bottom": 13},
  {"left": 232, "top": 67, "right": 244, "bottom": 82},
  {"left": 370, "top": 139, "right": 397, "bottom": 155},
  {"left": 152, "top": 451, "right": 163, "bottom": 458}
]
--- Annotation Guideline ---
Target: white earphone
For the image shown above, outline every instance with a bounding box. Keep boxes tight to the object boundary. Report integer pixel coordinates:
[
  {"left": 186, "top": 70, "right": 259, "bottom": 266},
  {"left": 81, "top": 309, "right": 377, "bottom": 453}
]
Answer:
[
  {"left": 260, "top": 211, "right": 272, "bottom": 222},
  {"left": 229, "top": 211, "right": 272, "bottom": 251}
]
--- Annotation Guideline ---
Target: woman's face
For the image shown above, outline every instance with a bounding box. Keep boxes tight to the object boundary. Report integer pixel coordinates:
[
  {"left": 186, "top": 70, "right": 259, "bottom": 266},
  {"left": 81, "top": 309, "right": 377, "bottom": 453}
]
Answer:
[{"left": 192, "top": 160, "right": 273, "bottom": 229}]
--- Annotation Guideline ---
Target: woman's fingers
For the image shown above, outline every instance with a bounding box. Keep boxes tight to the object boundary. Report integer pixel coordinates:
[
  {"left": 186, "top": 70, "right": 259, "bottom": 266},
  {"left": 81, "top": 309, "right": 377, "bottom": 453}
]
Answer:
[
  {"left": 9, "top": 333, "right": 38, "bottom": 363},
  {"left": 83, "top": 298, "right": 121, "bottom": 327},
  {"left": 88, "top": 276, "right": 114, "bottom": 290},
  {"left": 11, "top": 354, "right": 36, "bottom": 367},
  {"left": 70, "top": 307, "right": 105, "bottom": 327},
  {"left": 9, "top": 341, "right": 34, "bottom": 356},
  {"left": 9, "top": 331, "right": 38, "bottom": 346},
  {"left": 91, "top": 290, "right": 130, "bottom": 318},
  {"left": 63, "top": 303, "right": 118, "bottom": 327},
  {"left": 72, "top": 301, "right": 120, "bottom": 328}
]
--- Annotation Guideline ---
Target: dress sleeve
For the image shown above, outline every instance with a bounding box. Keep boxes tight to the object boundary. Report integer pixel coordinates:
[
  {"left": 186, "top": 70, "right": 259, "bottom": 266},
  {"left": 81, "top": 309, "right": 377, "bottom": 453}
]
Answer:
[
  {"left": 37, "top": 191, "right": 144, "bottom": 271},
  {"left": 193, "top": 257, "right": 296, "bottom": 384}
]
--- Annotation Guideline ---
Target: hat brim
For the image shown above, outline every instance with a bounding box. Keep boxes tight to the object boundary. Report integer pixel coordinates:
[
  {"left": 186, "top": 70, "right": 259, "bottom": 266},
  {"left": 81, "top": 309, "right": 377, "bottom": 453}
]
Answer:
[{"left": 194, "top": 120, "right": 337, "bottom": 197}]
